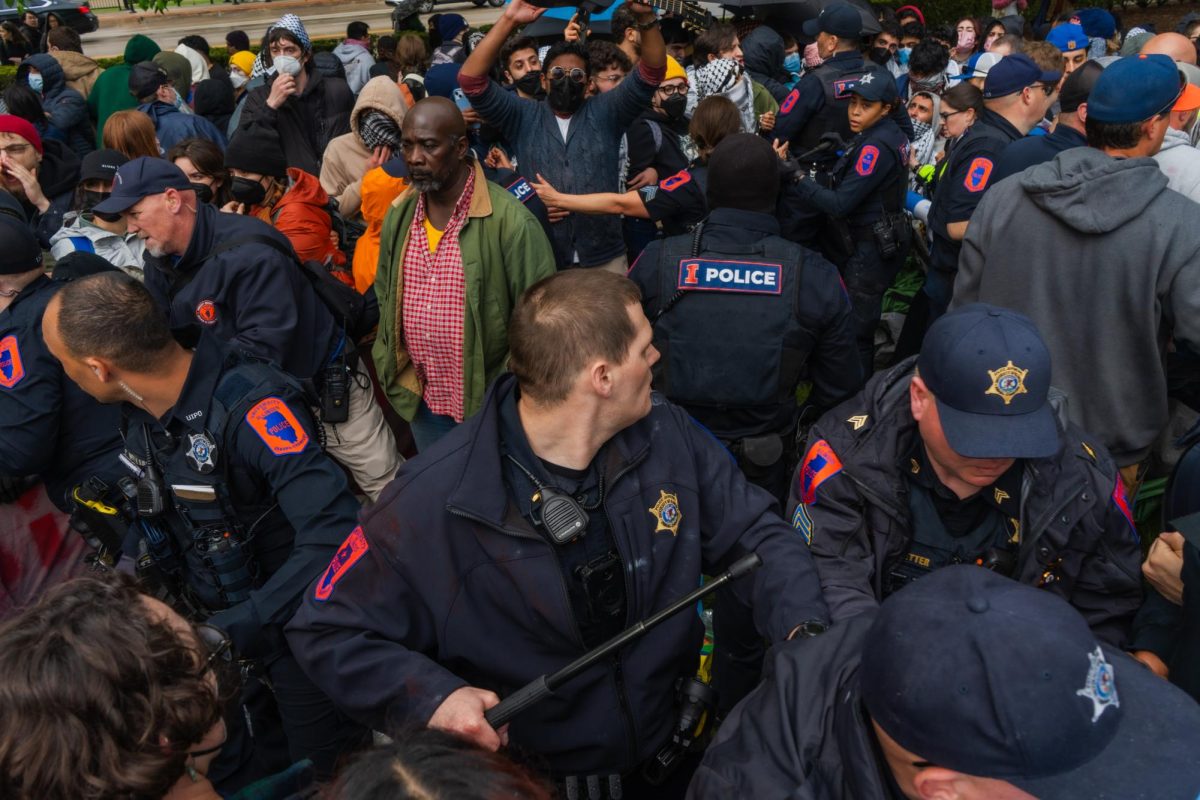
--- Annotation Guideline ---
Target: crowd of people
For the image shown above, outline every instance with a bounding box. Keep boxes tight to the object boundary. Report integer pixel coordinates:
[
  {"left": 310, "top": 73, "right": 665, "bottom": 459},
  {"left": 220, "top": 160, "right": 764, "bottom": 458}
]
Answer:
[{"left": 3, "top": 0, "right": 1200, "bottom": 797}]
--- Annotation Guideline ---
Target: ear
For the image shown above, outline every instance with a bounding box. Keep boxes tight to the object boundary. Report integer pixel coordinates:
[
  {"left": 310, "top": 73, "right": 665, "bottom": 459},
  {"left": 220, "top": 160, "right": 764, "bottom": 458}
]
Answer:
[
  {"left": 910, "top": 767, "right": 967, "bottom": 800},
  {"left": 85, "top": 356, "right": 112, "bottom": 383},
  {"left": 1077, "top": 101, "right": 1087, "bottom": 124},
  {"left": 590, "top": 359, "right": 614, "bottom": 398},
  {"left": 910, "top": 375, "right": 931, "bottom": 422},
  {"left": 504, "top": 69, "right": 514, "bottom": 84},
  {"left": 164, "top": 188, "right": 182, "bottom": 214}
]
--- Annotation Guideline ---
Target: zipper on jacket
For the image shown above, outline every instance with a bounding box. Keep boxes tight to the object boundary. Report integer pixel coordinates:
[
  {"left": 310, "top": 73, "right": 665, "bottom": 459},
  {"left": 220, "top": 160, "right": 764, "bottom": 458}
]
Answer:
[{"left": 611, "top": 654, "right": 640, "bottom": 771}]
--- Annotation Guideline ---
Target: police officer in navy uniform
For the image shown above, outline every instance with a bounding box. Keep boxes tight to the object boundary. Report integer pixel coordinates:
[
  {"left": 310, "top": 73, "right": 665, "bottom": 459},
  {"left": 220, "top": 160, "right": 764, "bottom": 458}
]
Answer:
[
  {"left": 41, "top": 272, "right": 369, "bottom": 792},
  {"left": 786, "top": 305, "right": 1143, "bottom": 647},
  {"left": 0, "top": 211, "right": 123, "bottom": 512},
  {"left": 790, "top": 67, "right": 911, "bottom": 377},
  {"left": 630, "top": 133, "right": 860, "bottom": 717}
]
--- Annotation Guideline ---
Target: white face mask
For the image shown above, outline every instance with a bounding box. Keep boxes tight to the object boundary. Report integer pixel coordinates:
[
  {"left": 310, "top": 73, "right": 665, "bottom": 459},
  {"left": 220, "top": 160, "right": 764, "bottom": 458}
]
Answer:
[
  {"left": 229, "top": 69, "right": 248, "bottom": 90},
  {"left": 273, "top": 55, "right": 302, "bottom": 77}
]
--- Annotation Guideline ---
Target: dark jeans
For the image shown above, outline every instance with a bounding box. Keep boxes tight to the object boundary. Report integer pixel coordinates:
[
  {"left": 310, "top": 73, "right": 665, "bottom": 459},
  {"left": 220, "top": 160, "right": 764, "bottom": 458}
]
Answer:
[
  {"left": 210, "top": 650, "right": 369, "bottom": 794},
  {"left": 841, "top": 237, "right": 907, "bottom": 377},
  {"left": 410, "top": 400, "right": 458, "bottom": 453}
]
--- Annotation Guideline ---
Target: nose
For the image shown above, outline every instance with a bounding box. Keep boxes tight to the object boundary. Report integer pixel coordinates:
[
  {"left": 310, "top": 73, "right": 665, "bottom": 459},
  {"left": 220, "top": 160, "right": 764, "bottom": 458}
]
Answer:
[{"left": 648, "top": 344, "right": 661, "bottom": 368}]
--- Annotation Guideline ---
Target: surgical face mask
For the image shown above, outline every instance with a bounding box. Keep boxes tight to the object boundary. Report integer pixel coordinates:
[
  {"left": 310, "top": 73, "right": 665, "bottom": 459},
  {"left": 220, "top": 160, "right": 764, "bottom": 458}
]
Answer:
[
  {"left": 273, "top": 55, "right": 303, "bottom": 77},
  {"left": 229, "top": 69, "right": 248, "bottom": 90},
  {"left": 803, "top": 41, "right": 824, "bottom": 69},
  {"left": 230, "top": 176, "right": 267, "bottom": 206},
  {"left": 661, "top": 93, "right": 687, "bottom": 122},
  {"left": 514, "top": 70, "right": 542, "bottom": 96},
  {"left": 171, "top": 88, "right": 190, "bottom": 114},
  {"left": 897, "top": 46, "right": 912, "bottom": 66},
  {"left": 547, "top": 74, "right": 585, "bottom": 115},
  {"left": 190, "top": 181, "right": 214, "bottom": 204},
  {"left": 783, "top": 52, "right": 801, "bottom": 74},
  {"left": 27, "top": 72, "right": 42, "bottom": 93},
  {"left": 956, "top": 30, "right": 975, "bottom": 51}
]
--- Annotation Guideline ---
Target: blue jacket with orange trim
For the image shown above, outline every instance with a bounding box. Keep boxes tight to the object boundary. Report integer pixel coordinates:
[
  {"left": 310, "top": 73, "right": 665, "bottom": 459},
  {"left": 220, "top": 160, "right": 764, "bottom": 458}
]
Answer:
[
  {"left": 285, "top": 373, "right": 828, "bottom": 777},
  {"left": 786, "top": 357, "right": 1143, "bottom": 648}
]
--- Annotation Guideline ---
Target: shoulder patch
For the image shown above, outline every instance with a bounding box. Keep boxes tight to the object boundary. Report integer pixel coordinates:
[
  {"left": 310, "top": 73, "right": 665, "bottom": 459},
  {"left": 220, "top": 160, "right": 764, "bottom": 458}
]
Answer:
[
  {"left": 0, "top": 335, "right": 25, "bottom": 389},
  {"left": 245, "top": 397, "right": 309, "bottom": 456},
  {"left": 195, "top": 299, "right": 218, "bottom": 325},
  {"left": 780, "top": 88, "right": 799, "bottom": 115},
  {"left": 505, "top": 176, "right": 535, "bottom": 204},
  {"left": 314, "top": 525, "right": 369, "bottom": 601},
  {"left": 677, "top": 258, "right": 783, "bottom": 295},
  {"left": 799, "top": 439, "right": 844, "bottom": 504},
  {"left": 659, "top": 169, "right": 691, "bottom": 192},
  {"left": 963, "top": 157, "right": 994, "bottom": 193},
  {"left": 1111, "top": 478, "right": 1138, "bottom": 539},
  {"left": 833, "top": 77, "right": 861, "bottom": 99},
  {"left": 855, "top": 145, "right": 880, "bottom": 177}
]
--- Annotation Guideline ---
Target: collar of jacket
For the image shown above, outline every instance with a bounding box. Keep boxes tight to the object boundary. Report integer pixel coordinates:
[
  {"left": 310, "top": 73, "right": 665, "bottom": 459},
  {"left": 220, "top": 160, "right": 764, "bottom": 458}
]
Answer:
[
  {"left": 2, "top": 273, "right": 51, "bottom": 315},
  {"left": 834, "top": 680, "right": 898, "bottom": 799},
  {"left": 445, "top": 373, "right": 652, "bottom": 530},
  {"left": 706, "top": 207, "right": 781, "bottom": 236},
  {"left": 172, "top": 201, "right": 218, "bottom": 272},
  {"left": 392, "top": 157, "right": 494, "bottom": 220}
]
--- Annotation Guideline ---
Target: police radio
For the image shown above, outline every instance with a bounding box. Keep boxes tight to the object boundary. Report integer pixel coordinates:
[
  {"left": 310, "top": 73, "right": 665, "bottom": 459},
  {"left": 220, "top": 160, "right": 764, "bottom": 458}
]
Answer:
[
  {"left": 136, "top": 424, "right": 166, "bottom": 518},
  {"left": 505, "top": 454, "right": 598, "bottom": 545}
]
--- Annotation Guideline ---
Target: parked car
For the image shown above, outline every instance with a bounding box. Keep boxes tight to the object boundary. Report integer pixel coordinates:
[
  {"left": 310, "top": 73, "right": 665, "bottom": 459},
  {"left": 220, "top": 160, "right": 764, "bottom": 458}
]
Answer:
[
  {"left": 1, "top": 0, "right": 99, "bottom": 36},
  {"left": 389, "top": 0, "right": 502, "bottom": 27}
]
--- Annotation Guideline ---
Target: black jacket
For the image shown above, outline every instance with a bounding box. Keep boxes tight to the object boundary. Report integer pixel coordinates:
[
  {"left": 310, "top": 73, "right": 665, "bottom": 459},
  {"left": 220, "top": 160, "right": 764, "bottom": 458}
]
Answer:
[
  {"left": 786, "top": 358, "right": 1143, "bottom": 646},
  {"left": 193, "top": 77, "right": 236, "bottom": 137},
  {"left": 26, "top": 138, "right": 79, "bottom": 249},
  {"left": 142, "top": 203, "right": 337, "bottom": 381},
  {"left": 287, "top": 374, "right": 829, "bottom": 776},
  {"left": 741, "top": 25, "right": 791, "bottom": 103},
  {"left": 237, "top": 63, "right": 354, "bottom": 177},
  {"left": 688, "top": 614, "right": 899, "bottom": 799}
]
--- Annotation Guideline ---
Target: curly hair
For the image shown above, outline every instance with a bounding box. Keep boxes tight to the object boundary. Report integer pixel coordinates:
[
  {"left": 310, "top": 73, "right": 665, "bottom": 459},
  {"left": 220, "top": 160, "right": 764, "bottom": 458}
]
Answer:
[{"left": 0, "top": 574, "right": 222, "bottom": 800}]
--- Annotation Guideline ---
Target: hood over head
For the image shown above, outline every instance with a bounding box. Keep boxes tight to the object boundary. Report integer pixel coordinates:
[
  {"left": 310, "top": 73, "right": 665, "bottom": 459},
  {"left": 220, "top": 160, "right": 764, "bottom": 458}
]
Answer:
[
  {"left": 18, "top": 53, "right": 65, "bottom": 96},
  {"left": 1018, "top": 147, "right": 1168, "bottom": 234},
  {"left": 124, "top": 34, "right": 161, "bottom": 66},
  {"left": 174, "top": 43, "right": 210, "bottom": 84},
  {"left": 351, "top": 75, "right": 408, "bottom": 138}
]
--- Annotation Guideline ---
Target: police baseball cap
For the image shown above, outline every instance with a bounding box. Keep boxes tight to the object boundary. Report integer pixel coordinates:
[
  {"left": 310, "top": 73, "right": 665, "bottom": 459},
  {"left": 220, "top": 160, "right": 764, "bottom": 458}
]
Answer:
[
  {"left": 982, "top": 52, "right": 1062, "bottom": 99},
  {"left": 1088, "top": 53, "right": 1184, "bottom": 123},
  {"left": 79, "top": 148, "right": 128, "bottom": 184},
  {"left": 802, "top": 2, "right": 864, "bottom": 39},
  {"left": 861, "top": 566, "right": 1200, "bottom": 799},
  {"left": 1046, "top": 22, "right": 1089, "bottom": 53},
  {"left": 916, "top": 303, "right": 1058, "bottom": 459},
  {"left": 92, "top": 157, "right": 193, "bottom": 215},
  {"left": 849, "top": 67, "right": 899, "bottom": 103}
]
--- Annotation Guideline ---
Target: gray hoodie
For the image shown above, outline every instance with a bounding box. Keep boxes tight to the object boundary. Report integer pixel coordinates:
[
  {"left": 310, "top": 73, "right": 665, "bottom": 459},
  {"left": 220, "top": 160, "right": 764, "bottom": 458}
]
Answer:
[
  {"left": 1153, "top": 126, "right": 1200, "bottom": 204},
  {"left": 332, "top": 41, "right": 375, "bottom": 95},
  {"left": 953, "top": 146, "right": 1200, "bottom": 465}
]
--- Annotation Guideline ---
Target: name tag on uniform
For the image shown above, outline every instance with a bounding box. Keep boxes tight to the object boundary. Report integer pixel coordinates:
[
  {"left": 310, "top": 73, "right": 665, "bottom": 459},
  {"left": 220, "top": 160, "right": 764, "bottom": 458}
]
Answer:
[
  {"left": 677, "top": 259, "right": 783, "bottom": 295},
  {"left": 171, "top": 484, "right": 218, "bottom": 502}
]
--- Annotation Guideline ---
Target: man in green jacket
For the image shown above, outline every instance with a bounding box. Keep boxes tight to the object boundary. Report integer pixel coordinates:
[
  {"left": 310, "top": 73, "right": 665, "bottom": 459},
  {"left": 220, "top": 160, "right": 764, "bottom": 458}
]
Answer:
[
  {"left": 373, "top": 97, "right": 555, "bottom": 451},
  {"left": 87, "top": 34, "right": 160, "bottom": 147}
]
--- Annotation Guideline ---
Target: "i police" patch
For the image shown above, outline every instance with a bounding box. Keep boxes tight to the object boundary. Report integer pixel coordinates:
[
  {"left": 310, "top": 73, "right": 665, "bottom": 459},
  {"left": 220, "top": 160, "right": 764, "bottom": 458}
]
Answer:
[
  {"left": 677, "top": 259, "right": 783, "bottom": 295},
  {"left": 245, "top": 397, "right": 309, "bottom": 456}
]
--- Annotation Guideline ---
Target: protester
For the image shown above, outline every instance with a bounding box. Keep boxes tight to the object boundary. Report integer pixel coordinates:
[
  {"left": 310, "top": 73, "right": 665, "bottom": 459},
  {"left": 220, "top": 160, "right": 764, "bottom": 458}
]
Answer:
[
  {"left": 168, "top": 136, "right": 232, "bottom": 206},
  {"left": 0, "top": 22, "right": 33, "bottom": 66},
  {"left": 352, "top": 154, "right": 410, "bottom": 293},
  {"left": 17, "top": 53, "right": 91, "bottom": 158},
  {"left": 0, "top": 114, "right": 78, "bottom": 248},
  {"left": 334, "top": 21, "right": 377, "bottom": 94},
  {"left": 193, "top": 76, "right": 236, "bottom": 135},
  {"left": 48, "top": 147, "right": 146, "bottom": 275},
  {"left": 101, "top": 108, "right": 160, "bottom": 159},
  {"left": 88, "top": 34, "right": 160, "bottom": 148},
  {"left": 153, "top": 50, "right": 195, "bottom": 105},
  {"left": 320, "top": 75, "right": 407, "bottom": 219},
  {"left": 1152, "top": 77, "right": 1200, "bottom": 202},
  {"left": 131, "top": 62, "right": 227, "bottom": 153},
  {"left": 44, "top": 27, "right": 101, "bottom": 102}
]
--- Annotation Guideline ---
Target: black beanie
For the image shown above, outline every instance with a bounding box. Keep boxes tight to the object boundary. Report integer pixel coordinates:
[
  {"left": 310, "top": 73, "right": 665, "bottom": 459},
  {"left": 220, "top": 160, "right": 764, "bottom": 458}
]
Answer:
[
  {"left": 224, "top": 132, "right": 289, "bottom": 179},
  {"left": 706, "top": 133, "right": 780, "bottom": 215},
  {"left": 0, "top": 214, "right": 42, "bottom": 275}
]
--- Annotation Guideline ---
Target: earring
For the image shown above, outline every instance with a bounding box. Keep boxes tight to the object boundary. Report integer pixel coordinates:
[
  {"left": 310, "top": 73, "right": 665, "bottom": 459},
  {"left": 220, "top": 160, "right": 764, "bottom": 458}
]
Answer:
[{"left": 185, "top": 761, "right": 200, "bottom": 782}]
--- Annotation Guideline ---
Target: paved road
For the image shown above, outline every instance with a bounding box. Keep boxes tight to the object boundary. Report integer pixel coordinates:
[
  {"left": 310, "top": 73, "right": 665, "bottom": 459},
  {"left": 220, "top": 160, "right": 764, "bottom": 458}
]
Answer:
[{"left": 80, "top": 1, "right": 505, "bottom": 57}]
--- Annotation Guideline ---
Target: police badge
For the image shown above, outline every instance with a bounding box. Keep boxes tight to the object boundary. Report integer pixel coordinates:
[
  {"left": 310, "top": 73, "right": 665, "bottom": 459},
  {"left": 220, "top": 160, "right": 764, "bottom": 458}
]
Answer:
[{"left": 186, "top": 432, "right": 218, "bottom": 474}]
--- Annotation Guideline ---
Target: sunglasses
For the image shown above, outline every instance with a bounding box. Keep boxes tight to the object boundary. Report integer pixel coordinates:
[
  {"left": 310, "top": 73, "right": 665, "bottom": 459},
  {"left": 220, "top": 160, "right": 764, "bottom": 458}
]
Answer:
[{"left": 548, "top": 66, "right": 587, "bottom": 84}]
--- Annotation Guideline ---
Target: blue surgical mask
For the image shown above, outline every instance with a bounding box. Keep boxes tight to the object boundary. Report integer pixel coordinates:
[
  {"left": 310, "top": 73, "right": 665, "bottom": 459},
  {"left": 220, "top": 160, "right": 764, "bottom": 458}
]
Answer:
[
  {"left": 27, "top": 73, "right": 42, "bottom": 94},
  {"left": 783, "top": 53, "right": 801, "bottom": 74},
  {"left": 897, "top": 46, "right": 912, "bottom": 66}
]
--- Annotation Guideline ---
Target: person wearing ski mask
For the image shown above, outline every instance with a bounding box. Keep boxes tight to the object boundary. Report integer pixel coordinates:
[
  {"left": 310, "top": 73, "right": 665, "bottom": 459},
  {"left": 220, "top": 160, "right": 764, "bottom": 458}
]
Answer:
[
  {"left": 236, "top": 13, "right": 354, "bottom": 178},
  {"left": 48, "top": 147, "right": 146, "bottom": 277},
  {"left": 458, "top": 0, "right": 666, "bottom": 272}
]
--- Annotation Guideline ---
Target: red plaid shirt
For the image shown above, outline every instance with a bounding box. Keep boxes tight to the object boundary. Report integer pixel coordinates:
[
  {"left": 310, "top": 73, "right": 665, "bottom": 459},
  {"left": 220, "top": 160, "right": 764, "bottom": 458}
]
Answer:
[{"left": 401, "top": 168, "right": 476, "bottom": 422}]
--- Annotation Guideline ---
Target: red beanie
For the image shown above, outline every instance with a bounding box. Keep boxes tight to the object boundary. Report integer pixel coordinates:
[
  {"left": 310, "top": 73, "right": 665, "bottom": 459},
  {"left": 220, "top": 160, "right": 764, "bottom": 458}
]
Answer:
[
  {"left": 896, "top": 5, "right": 926, "bottom": 25},
  {"left": 0, "top": 115, "right": 42, "bottom": 155}
]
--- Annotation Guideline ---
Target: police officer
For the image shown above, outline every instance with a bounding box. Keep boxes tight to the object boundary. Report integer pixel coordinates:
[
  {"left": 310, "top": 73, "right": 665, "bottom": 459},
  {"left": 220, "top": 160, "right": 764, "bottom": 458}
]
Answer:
[
  {"left": 92, "top": 158, "right": 401, "bottom": 502},
  {"left": 789, "top": 67, "right": 910, "bottom": 376},
  {"left": 689, "top": 566, "right": 1200, "bottom": 799},
  {"left": 41, "top": 272, "right": 368, "bottom": 791},
  {"left": 0, "top": 211, "right": 123, "bottom": 513},
  {"left": 287, "top": 268, "right": 830, "bottom": 799},
  {"left": 787, "top": 304, "right": 1143, "bottom": 647}
]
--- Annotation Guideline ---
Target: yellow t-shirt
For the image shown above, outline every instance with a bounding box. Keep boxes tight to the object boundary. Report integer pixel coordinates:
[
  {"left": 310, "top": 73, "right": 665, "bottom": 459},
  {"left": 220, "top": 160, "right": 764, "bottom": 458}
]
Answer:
[{"left": 425, "top": 216, "right": 444, "bottom": 252}]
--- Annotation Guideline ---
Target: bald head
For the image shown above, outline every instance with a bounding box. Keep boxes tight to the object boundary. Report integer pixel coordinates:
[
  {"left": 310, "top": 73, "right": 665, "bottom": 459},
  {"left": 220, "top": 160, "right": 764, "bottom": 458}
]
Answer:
[
  {"left": 1141, "top": 32, "right": 1198, "bottom": 66},
  {"left": 403, "top": 96, "right": 468, "bottom": 140}
]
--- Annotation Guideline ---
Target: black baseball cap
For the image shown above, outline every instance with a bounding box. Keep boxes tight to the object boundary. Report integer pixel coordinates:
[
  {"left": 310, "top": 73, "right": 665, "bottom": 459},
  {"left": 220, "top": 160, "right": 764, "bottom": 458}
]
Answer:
[
  {"left": 916, "top": 303, "right": 1058, "bottom": 459},
  {"left": 803, "top": 2, "right": 864, "bottom": 38},
  {"left": 0, "top": 214, "right": 41, "bottom": 275},
  {"left": 850, "top": 67, "right": 899, "bottom": 104},
  {"left": 861, "top": 566, "right": 1200, "bottom": 799},
  {"left": 982, "top": 52, "right": 1062, "bottom": 99},
  {"left": 92, "top": 157, "right": 193, "bottom": 215},
  {"left": 128, "top": 61, "right": 170, "bottom": 101},
  {"left": 79, "top": 148, "right": 128, "bottom": 184}
]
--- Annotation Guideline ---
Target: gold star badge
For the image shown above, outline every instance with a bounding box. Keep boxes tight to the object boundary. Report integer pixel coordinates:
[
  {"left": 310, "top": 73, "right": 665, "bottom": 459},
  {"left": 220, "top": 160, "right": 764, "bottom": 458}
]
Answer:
[
  {"left": 648, "top": 490, "right": 682, "bottom": 536},
  {"left": 985, "top": 360, "right": 1028, "bottom": 406}
]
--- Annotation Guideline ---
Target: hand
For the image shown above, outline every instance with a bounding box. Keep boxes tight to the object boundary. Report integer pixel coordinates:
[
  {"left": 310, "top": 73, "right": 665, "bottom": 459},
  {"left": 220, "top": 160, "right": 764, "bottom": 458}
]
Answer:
[
  {"left": 427, "top": 686, "right": 508, "bottom": 751},
  {"left": 1, "top": 154, "right": 47, "bottom": 212},
  {"left": 1143, "top": 531, "right": 1187, "bottom": 605},
  {"left": 564, "top": 12, "right": 584, "bottom": 42},
  {"left": 546, "top": 205, "right": 570, "bottom": 223},
  {"left": 1132, "top": 650, "right": 1170, "bottom": 679},
  {"left": 759, "top": 111, "right": 776, "bottom": 132},
  {"left": 220, "top": 200, "right": 246, "bottom": 215},
  {"left": 461, "top": 107, "right": 482, "bottom": 128},
  {"left": 266, "top": 73, "right": 297, "bottom": 110},
  {"left": 530, "top": 172, "right": 563, "bottom": 206},
  {"left": 366, "top": 145, "right": 393, "bottom": 171},
  {"left": 502, "top": 0, "right": 546, "bottom": 25},
  {"left": 626, "top": 167, "right": 657, "bottom": 191},
  {"left": 485, "top": 146, "right": 514, "bottom": 170},
  {"left": 772, "top": 138, "right": 790, "bottom": 162}
]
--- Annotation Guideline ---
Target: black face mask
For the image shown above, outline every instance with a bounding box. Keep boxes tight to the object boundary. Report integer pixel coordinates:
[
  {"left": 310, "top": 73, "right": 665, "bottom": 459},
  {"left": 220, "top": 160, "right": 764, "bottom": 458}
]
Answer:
[
  {"left": 80, "top": 189, "right": 109, "bottom": 213},
  {"left": 868, "top": 47, "right": 893, "bottom": 66},
  {"left": 230, "top": 176, "right": 267, "bottom": 206},
  {"left": 547, "top": 75, "right": 585, "bottom": 115},
  {"left": 514, "top": 70, "right": 542, "bottom": 97},
  {"left": 661, "top": 94, "right": 687, "bottom": 122},
  {"left": 190, "top": 181, "right": 214, "bottom": 204}
]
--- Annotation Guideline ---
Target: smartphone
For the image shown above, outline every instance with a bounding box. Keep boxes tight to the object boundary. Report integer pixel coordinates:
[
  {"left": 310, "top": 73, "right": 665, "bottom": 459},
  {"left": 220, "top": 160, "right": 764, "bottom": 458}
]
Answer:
[{"left": 452, "top": 88, "right": 481, "bottom": 130}]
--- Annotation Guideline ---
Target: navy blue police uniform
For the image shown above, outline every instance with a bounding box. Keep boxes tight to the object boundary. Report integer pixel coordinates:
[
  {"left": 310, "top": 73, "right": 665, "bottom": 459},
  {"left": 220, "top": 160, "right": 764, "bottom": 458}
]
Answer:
[
  {"left": 790, "top": 70, "right": 911, "bottom": 376},
  {"left": 119, "top": 333, "right": 366, "bottom": 788},
  {"left": 637, "top": 163, "right": 709, "bottom": 238},
  {"left": 0, "top": 271, "right": 123, "bottom": 511}
]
